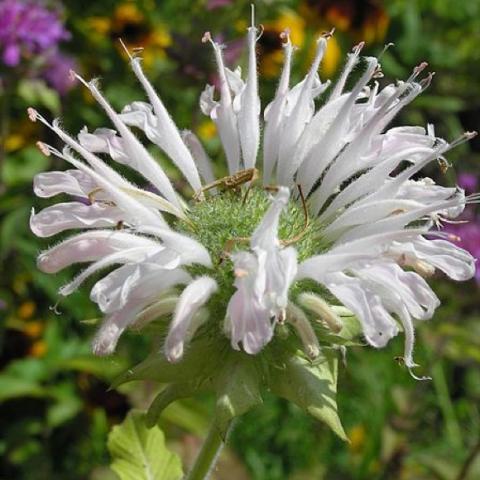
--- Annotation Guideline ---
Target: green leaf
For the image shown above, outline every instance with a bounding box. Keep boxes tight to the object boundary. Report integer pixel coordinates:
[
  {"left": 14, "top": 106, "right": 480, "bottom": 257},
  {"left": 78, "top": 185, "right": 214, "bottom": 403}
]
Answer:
[
  {"left": 111, "top": 337, "right": 226, "bottom": 389},
  {"left": 3, "top": 147, "right": 50, "bottom": 187},
  {"left": 17, "top": 79, "right": 60, "bottom": 114},
  {"left": 268, "top": 353, "right": 347, "bottom": 441},
  {"left": 214, "top": 354, "right": 263, "bottom": 438},
  {"left": 0, "top": 375, "right": 47, "bottom": 402},
  {"left": 108, "top": 410, "right": 183, "bottom": 480},
  {"left": 146, "top": 382, "right": 210, "bottom": 428}
]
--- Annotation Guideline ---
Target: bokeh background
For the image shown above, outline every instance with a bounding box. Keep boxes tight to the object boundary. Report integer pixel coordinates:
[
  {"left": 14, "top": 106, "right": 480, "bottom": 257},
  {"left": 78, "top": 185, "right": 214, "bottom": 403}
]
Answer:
[{"left": 1, "top": 0, "right": 480, "bottom": 478}]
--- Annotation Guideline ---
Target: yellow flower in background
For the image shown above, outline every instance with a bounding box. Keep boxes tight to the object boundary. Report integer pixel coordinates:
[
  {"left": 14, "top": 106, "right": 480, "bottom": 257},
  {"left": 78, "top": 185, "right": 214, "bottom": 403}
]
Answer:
[
  {"left": 267, "top": 10, "right": 306, "bottom": 47},
  {"left": 29, "top": 340, "right": 47, "bottom": 358},
  {"left": 348, "top": 424, "right": 366, "bottom": 454},
  {"left": 87, "top": 2, "right": 171, "bottom": 67},
  {"left": 300, "top": 0, "right": 389, "bottom": 44},
  {"left": 197, "top": 119, "right": 217, "bottom": 141},
  {"left": 308, "top": 31, "right": 341, "bottom": 78},
  {"left": 5, "top": 133, "right": 25, "bottom": 152},
  {"left": 18, "top": 301, "right": 36, "bottom": 320},
  {"left": 259, "top": 10, "right": 306, "bottom": 78}
]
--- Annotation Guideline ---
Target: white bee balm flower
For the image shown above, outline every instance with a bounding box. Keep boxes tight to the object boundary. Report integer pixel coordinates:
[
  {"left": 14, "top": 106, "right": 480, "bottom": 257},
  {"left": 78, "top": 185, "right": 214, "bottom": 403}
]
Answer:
[{"left": 30, "top": 15, "right": 477, "bottom": 379}]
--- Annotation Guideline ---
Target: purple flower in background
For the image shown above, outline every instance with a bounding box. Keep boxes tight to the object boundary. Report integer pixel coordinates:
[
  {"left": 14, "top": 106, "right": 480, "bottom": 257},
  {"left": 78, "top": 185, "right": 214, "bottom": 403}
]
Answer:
[
  {"left": 444, "top": 222, "right": 480, "bottom": 283},
  {"left": 206, "top": 0, "right": 233, "bottom": 10},
  {"left": 0, "top": 0, "right": 70, "bottom": 67},
  {"left": 444, "top": 172, "right": 480, "bottom": 283},
  {"left": 42, "top": 51, "right": 76, "bottom": 95},
  {"left": 457, "top": 172, "right": 478, "bottom": 194}
]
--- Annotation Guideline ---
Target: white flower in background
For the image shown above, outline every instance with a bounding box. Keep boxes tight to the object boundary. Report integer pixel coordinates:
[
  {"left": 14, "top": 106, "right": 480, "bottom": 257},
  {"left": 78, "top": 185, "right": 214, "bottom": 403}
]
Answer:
[{"left": 30, "top": 13, "right": 478, "bottom": 378}]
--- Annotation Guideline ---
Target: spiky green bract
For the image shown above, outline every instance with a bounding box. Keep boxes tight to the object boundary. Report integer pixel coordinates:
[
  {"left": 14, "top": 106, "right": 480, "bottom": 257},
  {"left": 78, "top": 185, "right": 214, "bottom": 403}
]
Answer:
[{"left": 113, "top": 331, "right": 347, "bottom": 440}]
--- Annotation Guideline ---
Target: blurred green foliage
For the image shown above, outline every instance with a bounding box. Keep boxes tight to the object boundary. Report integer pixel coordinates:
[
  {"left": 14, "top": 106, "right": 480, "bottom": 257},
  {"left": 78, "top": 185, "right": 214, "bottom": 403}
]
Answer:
[{"left": 0, "top": 0, "right": 479, "bottom": 479}]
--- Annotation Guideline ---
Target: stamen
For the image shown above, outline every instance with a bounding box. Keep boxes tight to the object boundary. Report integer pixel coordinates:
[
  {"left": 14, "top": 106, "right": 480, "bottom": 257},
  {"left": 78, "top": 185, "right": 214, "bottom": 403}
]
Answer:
[
  {"left": 36, "top": 141, "right": 51, "bottom": 156},
  {"left": 377, "top": 42, "right": 394, "bottom": 60},
  {"left": 27, "top": 107, "right": 38, "bottom": 122},
  {"left": 286, "top": 303, "right": 320, "bottom": 360},
  {"left": 298, "top": 293, "right": 343, "bottom": 334},
  {"left": 118, "top": 38, "right": 133, "bottom": 60},
  {"left": 201, "top": 31, "right": 212, "bottom": 44},
  {"left": 420, "top": 71, "right": 435, "bottom": 89},
  {"left": 353, "top": 41, "right": 365, "bottom": 55},
  {"left": 322, "top": 27, "right": 335, "bottom": 39}
]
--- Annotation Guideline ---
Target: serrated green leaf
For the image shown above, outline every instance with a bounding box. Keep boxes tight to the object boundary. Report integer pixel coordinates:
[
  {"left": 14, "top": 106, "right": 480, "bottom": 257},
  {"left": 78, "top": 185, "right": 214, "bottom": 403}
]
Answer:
[
  {"left": 146, "top": 382, "right": 210, "bottom": 428},
  {"left": 111, "top": 337, "right": 226, "bottom": 389},
  {"left": 108, "top": 410, "right": 182, "bottom": 480},
  {"left": 268, "top": 353, "right": 347, "bottom": 441},
  {"left": 214, "top": 354, "right": 263, "bottom": 438}
]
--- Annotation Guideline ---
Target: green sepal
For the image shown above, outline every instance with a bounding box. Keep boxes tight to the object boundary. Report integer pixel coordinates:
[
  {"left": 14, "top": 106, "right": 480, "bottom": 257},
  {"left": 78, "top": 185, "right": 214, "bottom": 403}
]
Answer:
[
  {"left": 214, "top": 353, "right": 263, "bottom": 438},
  {"left": 108, "top": 410, "right": 183, "bottom": 480},
  {"left": 146, "top": 380, "right": 212, "bottom": 428},
  {"left": 267, "top": 351, "right": 347, "bottom": 441},
  {"left": 110, "top": 337, "right": 226, "bottom": 389}
]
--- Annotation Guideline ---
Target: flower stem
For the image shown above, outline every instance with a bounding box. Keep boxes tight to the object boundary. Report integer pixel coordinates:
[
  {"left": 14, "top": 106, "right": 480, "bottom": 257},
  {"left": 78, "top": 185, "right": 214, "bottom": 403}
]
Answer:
[{"left": 186, "top": 419, "right": 232, "bottom": 480}]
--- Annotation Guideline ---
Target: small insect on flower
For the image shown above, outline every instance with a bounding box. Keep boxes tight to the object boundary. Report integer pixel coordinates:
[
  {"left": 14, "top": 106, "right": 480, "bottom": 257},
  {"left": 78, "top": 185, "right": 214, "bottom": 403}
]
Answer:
[{"left": 30, "top": 7, "right": 478, "bottom": 385}]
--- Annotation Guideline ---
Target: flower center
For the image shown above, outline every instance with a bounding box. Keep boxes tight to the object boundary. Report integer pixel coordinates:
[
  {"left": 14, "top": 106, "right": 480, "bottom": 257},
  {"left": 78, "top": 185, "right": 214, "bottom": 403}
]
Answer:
[{"left": 176, "top": 187, "right": 326, "bottom": 304}]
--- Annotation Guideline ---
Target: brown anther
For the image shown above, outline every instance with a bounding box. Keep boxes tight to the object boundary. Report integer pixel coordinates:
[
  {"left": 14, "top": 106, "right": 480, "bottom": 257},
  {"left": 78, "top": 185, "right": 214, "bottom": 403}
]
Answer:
[
  {"left": 322, "top": 27, "right": 335, "bottom": 39},
  {"left": 202, "top": 31, "right": 212, "bottom": 43}
]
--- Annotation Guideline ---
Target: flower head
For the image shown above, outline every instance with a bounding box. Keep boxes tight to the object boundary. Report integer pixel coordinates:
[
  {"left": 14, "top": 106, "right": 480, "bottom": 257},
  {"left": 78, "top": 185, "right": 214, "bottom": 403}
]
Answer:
[{"left": 30, "top": 13, "right": 477, "bottom": 383}]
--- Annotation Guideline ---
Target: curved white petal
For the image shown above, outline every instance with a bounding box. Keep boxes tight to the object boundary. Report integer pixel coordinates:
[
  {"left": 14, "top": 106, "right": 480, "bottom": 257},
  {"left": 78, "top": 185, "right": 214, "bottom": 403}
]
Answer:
[
  {"left": 37, "top": 230, "right": 159, "bottom": 273},
  {"left": 165, "top": 276, "right": 218, "bottom": 362}
]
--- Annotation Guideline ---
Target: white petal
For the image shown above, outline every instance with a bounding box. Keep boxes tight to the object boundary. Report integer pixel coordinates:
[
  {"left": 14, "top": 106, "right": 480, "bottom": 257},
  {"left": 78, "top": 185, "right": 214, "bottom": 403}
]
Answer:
[
  {"left": 237, "top": 25, "right": 260, "bottom": 169},
  {"left": 134, "top": 225, "right": 212, "bottom": 267},
  {"left": 76, "top": 76, "right": 181, "bottom": 207},
  {"left": 165, "top": 276, "right": 218, "bottom": 362},
  {"left": 182, "top": 130, "right": 216, "bottom": 184},
  {"left": 30, "top": 203, "right": 124, "bottom": 238},
  {"left": 33, "top": 170, "right": 96, "bottom": 198},
  {"left": 37, "top": 230, "right": 159, "bottom": 273}
]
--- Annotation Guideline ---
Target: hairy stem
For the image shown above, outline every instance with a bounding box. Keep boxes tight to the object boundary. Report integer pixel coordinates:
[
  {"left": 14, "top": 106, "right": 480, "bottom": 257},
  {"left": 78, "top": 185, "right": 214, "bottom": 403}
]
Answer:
[{"left": 185, "top": 419, "right": 232, "bottom": 480}]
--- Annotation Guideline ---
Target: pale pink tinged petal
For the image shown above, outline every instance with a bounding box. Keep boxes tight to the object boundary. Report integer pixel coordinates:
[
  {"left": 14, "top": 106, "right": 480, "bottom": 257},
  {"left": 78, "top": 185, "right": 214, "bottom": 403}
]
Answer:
[
  {"left": 92, "top": 305, "right": 142, "bottom": 355},
  {"left": 44, "top": 118, "right": 133, "bottom": 189},
  {"left": 78, "top": 127, "right": 130, "bottom": 163},
  {"left": 251, "top": 186, "right": 290, "bottom": 249},
  {"left": 37, "top": 230, "right": 159, "bottom": 273},
  {"left": 30, "top": 203, "right": 125, "bottom": 238},
  {"left": 135, "top": 225, "right": 212, "bottom": 267},
  {"left": 91, "top": 264, "right": 190, "bottom": 314},
  {"left": 318, "top": 146, "right": 435, "bottom": 224},
  {"left": 59, "top": 245, "right": 164, "bottom": 296},
  {"left": 391, "top": 237, "right": 475, "bottom": 281},
  {"left": 322, "top": 199, "right": 424, "bottom": 240},
  {"left": 34, "top": 170, "right": 93, "bottom": 198},
  {"left": 337, "top": 197, "right": 466, "bottom": 244},
  {"left": 237, "top": 24, "right": 260, "bottom": 169},
  {"left": 326, "top": 274, "right": 399, "bottom": 347},
  {"left": 76, "top": 77, "right": 181, "bottom": 207},
  {"left": 128, "top": 58, "right": 202, "bottom": 191},
  {"left": 262, "top": 37, "right": 293, "bottom": 184},
  {"left": 61, "top": 151, "right": 168, "bottom": 228},
  {"left": 296, "top": 57, "right": 378, "bottom": 195},
  {"left": 276, "top": 37, "right": 330, "bottom": 185},
  {"left": 203, "top": 36, "right": 241, "bottom": 174},
  {"left": 181, "top": 130, "right": 216, "bottom": 185},
  {"left": 227, "top": 289, "right": 273, "bottom": 354},
  {"left": 165, "top": 276, "right": 218, "bottom": 362}
]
